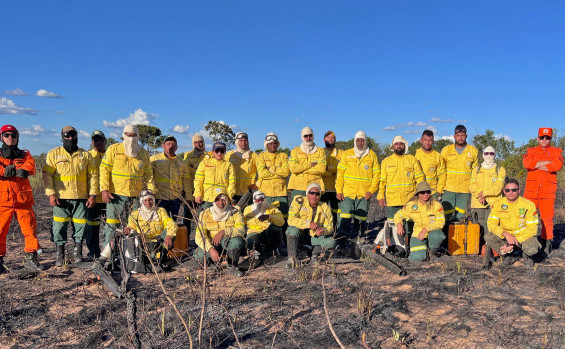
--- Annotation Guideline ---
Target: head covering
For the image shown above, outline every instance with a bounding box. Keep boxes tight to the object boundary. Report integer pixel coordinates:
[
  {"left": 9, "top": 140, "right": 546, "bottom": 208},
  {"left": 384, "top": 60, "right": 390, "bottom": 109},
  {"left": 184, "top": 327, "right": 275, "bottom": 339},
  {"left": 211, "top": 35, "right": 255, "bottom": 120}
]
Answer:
[
  {"left": 353, "top": 130, "right": 369, "bottom": 158},
  {"left": 138, "top": 190, "right": 158, "bottom": 221},
  {"left": 0, "top": 124, "right": 23, "bottom": 159},
  {"left": 191, "top": 134, "right": 205, "bottom": 155},
  {"left": 1, "top": 125, "right": 18, "bottom": 135},
  {"left": 123, "top": 125, "right": 140, "bottom": 157},
  {"left": 415, "top": 181, "right": 432, "bottom": 196},
  {"left": 192, "top": 134, "right": 204, "bottom": 143},
  {"left": 481, "top": 146, "right": 496, "bottom": 170},
  {"left": 306, "top": 182, "right": 322, "bottom": 194},
  {"left": 253, "top": 190, "right": 266, "bottom": 202},
  {"left": 61, "top": 125, "right": 78, "bottom": 154},
  {"left": 300, "top": 126, "right": 317, "bottom": 154},
  {"left": 234, "top": 132, "right": 251, "bottom": 159},
  {"left": 251, "top": 190, "right": 268, "bottom": 217},
  {"left": 454, "top": 124, "right": 467, "bottom": 134},
  {"left": 210, "top": 193, "right": 231, "bottom": 221},
  {"left": 212, "top": 142, "right": 226, "bottom": 151},
  {"left": 91, "top": 130, "right": 105, "bottom": 139},
  {"left": 162, "top": 135, "right": 177, "bottom": 143},
  {"left": 264, "top": 132, "right": 279, "bottom": 150},
  {"left": 538, "top": 127, "right": 552, "bottom": 138},
  {"left": 62, "top": 125, "right": 77, "bottom": 135},
  {"left": 389, "top": 135, "right": 409, "bottom": 154},
  {"left": 324, "top": 131, "right": 335, "bottom": 138}
]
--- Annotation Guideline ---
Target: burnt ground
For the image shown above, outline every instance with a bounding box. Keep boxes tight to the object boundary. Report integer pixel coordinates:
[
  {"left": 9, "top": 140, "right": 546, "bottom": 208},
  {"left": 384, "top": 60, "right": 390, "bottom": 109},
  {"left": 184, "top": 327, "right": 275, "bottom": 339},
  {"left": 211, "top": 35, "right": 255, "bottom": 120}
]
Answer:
[{"left": 2, "top": 191, "right": 565, "bottom": 348}]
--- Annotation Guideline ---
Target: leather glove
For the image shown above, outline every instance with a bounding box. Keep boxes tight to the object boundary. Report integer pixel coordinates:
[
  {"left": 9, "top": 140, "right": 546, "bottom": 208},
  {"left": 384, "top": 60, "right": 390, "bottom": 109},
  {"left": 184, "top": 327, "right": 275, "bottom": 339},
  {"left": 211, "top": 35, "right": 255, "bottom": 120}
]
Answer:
[
  {"left": 3, "top": 165, "right": 16, "bottom": 177},
  {"left": 16, "top": 169, "right": 30, "bottom": 178}
]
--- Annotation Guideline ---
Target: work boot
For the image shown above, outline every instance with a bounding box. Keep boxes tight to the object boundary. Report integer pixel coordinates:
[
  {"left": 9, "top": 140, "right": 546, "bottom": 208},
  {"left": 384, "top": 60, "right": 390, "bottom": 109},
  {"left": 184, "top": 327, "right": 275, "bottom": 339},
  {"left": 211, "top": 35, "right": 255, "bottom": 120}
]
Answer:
[
  {"left": 0, "top": 256, "right": 6, "bottom": 274},
  {"left": 350, "top": 240, "right": 362, "bottom": 260},
  {"left": 56, "top": 244, "right": 65, "bottom": 267},
  {"left": 523, "top": 257, "right": 535, "bottom": 268},
  {"left": 543, "top": 239, "right": 553, "bottom": 257},
  {"left": 74, "top": 242, "right": 83, "bottom": 263},
  {"left": 24, "top": 251, "right": 43, "bottom": 271},
  {"left": 227, "top": 248, "right": 243, "bottom": 277},
  {"left": 285, "top": 236, "right": 299, "bottom": 269},
  {"left": 311, "top": 246, "right": 322, "bottom": 265},
  {"left": 501, "top": 255, "right": 520, "bottom": 266}
]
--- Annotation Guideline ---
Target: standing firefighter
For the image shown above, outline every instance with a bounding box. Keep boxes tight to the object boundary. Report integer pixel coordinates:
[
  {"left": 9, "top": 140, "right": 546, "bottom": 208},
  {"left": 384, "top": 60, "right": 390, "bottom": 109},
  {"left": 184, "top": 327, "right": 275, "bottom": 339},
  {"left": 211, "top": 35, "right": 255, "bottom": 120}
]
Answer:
[
  {"left": 0, "top": 125, "right": 42, "bottom": 273},
  {"left": 523, "top": 127, "right": 564, "bottom": 255},
  {"left": 43, "top": 126, "right": 99, "bottom": 265},
  {"left": 85, "top": 130, "right": 107, "bottom": 259},
  {"left": 100, "top": 125, "right": 154, "bottom": 246},
  {"left": 321, "top": 130, "right": 341, "bottom": 224},
  {"left": 415, "top": 130, "right": 446, "bottom": 199},
  {"left": 441, "top": 124, "right": 479, "bottom": 223},
  {"left": 193, "top": 142, "right": 236, "bottom": 209},
  {"left": 182, "top": 134, "right": 209, "bottom": 236},
  {"left": 394, "top": 181, "right": 446, "bottom": 262},
  {"left": 226, "top": 132, "right": 258, "bottom": 203},
  {"left": 336, "top": 131, "right": 380, "bottom": 251},
  {"left": 288, "top": 127, "right": 327, "bottom": 200}
]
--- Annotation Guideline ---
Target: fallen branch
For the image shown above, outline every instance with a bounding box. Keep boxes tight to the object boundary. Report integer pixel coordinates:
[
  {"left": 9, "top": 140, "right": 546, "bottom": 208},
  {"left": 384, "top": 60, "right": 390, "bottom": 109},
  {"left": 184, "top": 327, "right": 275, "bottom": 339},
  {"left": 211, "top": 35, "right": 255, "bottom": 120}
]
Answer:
[
  {"left": 219, "top": 300, "right": 242, "bottom": 349},
  {"left": 321, "top": 265, "right": 345, "bottom": 349}
]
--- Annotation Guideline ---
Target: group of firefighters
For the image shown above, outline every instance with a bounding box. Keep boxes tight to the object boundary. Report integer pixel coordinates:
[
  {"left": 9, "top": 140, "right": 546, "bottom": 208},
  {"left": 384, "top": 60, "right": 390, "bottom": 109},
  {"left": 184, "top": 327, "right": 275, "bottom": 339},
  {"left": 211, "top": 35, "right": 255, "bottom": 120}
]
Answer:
[{"left": 0, "top": 122, "right": 562, "bottom": 276}]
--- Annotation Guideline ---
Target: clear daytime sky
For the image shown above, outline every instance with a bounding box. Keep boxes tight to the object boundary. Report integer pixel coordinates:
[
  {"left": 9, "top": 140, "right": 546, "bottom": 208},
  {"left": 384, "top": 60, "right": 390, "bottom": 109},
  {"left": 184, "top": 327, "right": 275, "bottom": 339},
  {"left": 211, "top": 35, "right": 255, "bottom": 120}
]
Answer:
[{"left": 1, "top": 1, "right": 564, "bottom": 154}]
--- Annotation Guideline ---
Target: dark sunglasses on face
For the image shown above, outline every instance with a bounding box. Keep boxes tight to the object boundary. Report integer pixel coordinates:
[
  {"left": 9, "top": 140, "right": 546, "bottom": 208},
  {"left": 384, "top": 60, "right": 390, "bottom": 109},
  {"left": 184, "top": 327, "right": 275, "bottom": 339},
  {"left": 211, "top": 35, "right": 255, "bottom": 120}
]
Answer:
[
  {"left": 303, "top": 134, "right": 313, "bottom": 138},
  {"left": 540, "top": 136, "right": 551, "bottom": 141},
  {"left": 308, "top": 191, "right": 321, "bottom": 196},
  {"left": 418, "top": 190, "right": 432, "bottom": 195},
  {"left": 92, "top": 137, "right": 105, "bottom": 142},
  {"left": 214, "top": 148, "right": 226, "bottom": 154},
  {"left": 2, "top": 133, "right": 18, "bottom": 138},
  {"left": 504, "top": 188, "right": 519, "bottom": 193},
  {"left": 483, "top": 152, "right": 495, "bottom": 156},
  {"left": 63, "top": 131, "right": 77, "bottom": 138}
]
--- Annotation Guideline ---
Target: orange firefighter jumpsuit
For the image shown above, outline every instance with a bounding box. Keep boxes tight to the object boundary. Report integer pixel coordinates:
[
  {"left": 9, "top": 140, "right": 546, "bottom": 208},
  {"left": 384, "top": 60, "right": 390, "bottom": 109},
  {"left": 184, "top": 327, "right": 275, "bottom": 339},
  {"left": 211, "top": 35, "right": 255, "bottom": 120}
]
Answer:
[
  {"left": 0, "top": 150, "right": 41, "bottom": 256},
  {"left": 523, "top": 145, "right": 564, "bottom": 240}
]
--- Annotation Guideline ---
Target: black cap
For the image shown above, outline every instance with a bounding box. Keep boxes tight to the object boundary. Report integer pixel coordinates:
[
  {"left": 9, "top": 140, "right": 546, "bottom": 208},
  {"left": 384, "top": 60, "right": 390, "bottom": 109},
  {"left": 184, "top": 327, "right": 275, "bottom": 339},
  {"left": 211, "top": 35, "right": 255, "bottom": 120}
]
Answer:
[
  {"left": 212, "top": 142, "right": 226, "bottom": 151},
  {"left": 163, "top": 135, "right": 177, "bottom": 143},
  {"left": 454, "top": 124, "right": 467, "bottom": 133}
]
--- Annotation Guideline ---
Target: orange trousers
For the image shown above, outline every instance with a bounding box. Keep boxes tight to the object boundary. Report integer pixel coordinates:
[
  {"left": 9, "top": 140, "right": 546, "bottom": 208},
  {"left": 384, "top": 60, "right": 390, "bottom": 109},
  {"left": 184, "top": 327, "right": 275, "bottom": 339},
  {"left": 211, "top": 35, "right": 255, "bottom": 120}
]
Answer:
[
  {"left": 0, "top": 206, "right": 41, "bottom": 256},
  {"left": 525, "top": 196, "right": 555, "bottom": 240}
]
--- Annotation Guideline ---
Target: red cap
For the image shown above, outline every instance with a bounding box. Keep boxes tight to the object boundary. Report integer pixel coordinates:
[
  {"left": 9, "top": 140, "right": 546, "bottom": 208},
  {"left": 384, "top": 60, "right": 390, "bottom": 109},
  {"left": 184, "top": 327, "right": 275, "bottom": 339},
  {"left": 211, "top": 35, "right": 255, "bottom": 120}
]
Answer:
[
  {"left": 1, "top": 125, "right": 18, "bottom": 134},
  {"left": 538, "top": 128, "right": 552, "bottom": 137}
]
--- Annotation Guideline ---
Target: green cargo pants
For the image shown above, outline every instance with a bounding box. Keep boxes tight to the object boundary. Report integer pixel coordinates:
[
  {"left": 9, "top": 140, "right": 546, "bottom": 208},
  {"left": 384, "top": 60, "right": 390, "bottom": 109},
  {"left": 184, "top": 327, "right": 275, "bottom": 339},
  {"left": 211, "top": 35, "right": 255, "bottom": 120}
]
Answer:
[
  {"left": 52, "top": 199, "right": 87, "bottom": 246},
  {"left": 484, "top": 231, "right": 541, "bottom": 257},
  {"left": 337, "top": 197, "right": 368, "bottom": 245},
  {"left": 247, "top": 225, "right": 282, "bottom": 256},
  {"left": 408, "top": 229, "right": 446, "bottom": 261},
  {"left": 193, "top": 236, "right": 244, "bottom": 263},
  {"left": 442, "top": 191, "right": 470, "bottom": 223},
  {"left": 286, "top": 226, "right": 335, "bottom": 250},
  {"left": 104, "top": 194, "right": 139, "bottom": 245}
]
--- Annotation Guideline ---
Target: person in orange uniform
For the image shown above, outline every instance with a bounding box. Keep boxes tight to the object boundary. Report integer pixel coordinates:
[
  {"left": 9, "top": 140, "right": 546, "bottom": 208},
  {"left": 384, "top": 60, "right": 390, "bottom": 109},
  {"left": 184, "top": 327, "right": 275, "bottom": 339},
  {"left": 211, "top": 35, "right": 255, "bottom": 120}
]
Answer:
[
  {"left": 523, "top": 127, "right": 564, "bottom": 255},
  {"left": 0, "top": 125, "right": 42, "bottom": 273}
]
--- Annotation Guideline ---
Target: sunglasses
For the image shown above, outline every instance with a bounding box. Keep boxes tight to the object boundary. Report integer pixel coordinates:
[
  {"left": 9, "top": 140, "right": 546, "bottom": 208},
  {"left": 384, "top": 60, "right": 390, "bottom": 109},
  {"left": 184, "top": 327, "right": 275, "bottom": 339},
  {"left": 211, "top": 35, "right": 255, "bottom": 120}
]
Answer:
[
  {"left": 303, "top": 134, "right": 313, "bottom": 138},
  {"left": 418, "top": 190, "right": 432, "bottom": 195},
  {"left": 63, "top": 131, "right": 77, "bottom": 138},
  {"left": 504, "top": 188, "right": 519, "bottom": 193},
  {"left": 540, "top": 136, "right": 551, "bottom": 141},
  {"left": 214, "top": 148, "right": 226, "bottom": 154},
  {"left": 308, "top": 191, "right": 321, "bottom": 196},
  {"left": 2, "top": 133, "right": 18, "bottom": 138},
  {"left": 483, "top": 152, "right": 495, "bottom": 156},
  {"left": 92, "top": 137, "right": 105, "bottom": 142}
]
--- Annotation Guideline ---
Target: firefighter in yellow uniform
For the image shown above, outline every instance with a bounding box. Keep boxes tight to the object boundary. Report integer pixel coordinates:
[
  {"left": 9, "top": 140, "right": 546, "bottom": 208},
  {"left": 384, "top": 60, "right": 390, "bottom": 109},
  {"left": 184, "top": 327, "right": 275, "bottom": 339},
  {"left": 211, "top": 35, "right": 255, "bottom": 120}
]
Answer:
[
  {"left": 286, "top": 183, "right": 334, "bottom": 267},
  {"left": 378, "top": 135, "right": 425, "bottom": 220},
  {"left": 243, "top": 191, "right": 285, "bottom": 260},
  {"left": 257, "top": 132, "right": 290, "bottom": 218},
  {"left": 43, "top": 126, "right": 99, "bottom": 265},
  {"left": 288, "top": 127, "right": 327, "bottom": 200},
  {"left": 194, "top": 192, "right": 245, "bottom": 276},
  {"left": 321, "top": 131, "right": 341, "bottom": 224},
  {"left": 469, "top": 146, "right": 506, "bottom": 243},
  {"left": 486, "top": 179, "right": 541, "bottom": 265},
  {"left": 394, "top": 182, "right": 446, "bottom": 261},
  {"left": 182, "top": 134, "right": 210, "bottom": 235},
  {"left": 85, "top": 130, "right": 107, "bottom": 259},
  {"left": 150, "top": 135, "right": 193, "bottom": 217},
  {"left": 414, "top": 130, "right": 446, "bottom": 199},
  {"left": 193, "top": 142, "right": 236, "bottom": 210},
  {"left": 226, "top": 132, "right": 258, "bottom": 203},
  {"left": 100, "top": 125, "right": 155, "bottom": 246},
  {"left": 441, "top": 124, "right": 478, "bottom": 222},
  {"left": 336, "top": 131, "right": 380, "bottom": 250}
]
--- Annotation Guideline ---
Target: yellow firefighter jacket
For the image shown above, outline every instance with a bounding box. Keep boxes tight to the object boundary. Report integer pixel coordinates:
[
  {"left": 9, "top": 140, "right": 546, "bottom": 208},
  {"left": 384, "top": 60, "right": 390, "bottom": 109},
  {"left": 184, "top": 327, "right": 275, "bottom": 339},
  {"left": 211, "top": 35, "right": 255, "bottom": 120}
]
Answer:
[
  {"left": 377, "top": 154, "right": 424, "bottom": 206},
  {"left": 89, "top": 149, "right": 105, "bottom": 203},
  {"left": 226, "top": 151, "right": 258, "bottom": 196},
  {"left": 336, "top": 148, "right": 380, "bottom": 199},
  {"left": 128, "top": 207, "right": 178, "bottom": 240},
  {"left": 487, "top": 196, "right": 538, "bottom": 243},
  {"left": 288, "top": 196, "right": 333, "bottom": 237},
  {"left": 243, "top": 203, "right": 285, "bottom": 234},
  {"left": 195, "top": 209, "right": 245, "bottom": 251},
  {"left": 43, "top": 147, "right": 99, "bottom": 200},
  {"left": 415, "top": 148, "right": 446, "bottom": 195},
  {"left": 150, "top": 153, "right": 193, "bottom": 201},
  {"left": 256, "top": 151, "right": 290, "bottom": 197},
  {"left": 193, "top": 157, "right": 236, "bottom": 202},
  {"left": 322, "top": 148, "right": 341, "bottom": 193},
  {"left": 394, "top": 199, "right": 445, "bottom": 238},
  {"left": 469, "top": 164, "right": 506, "bottom": 209},
  {"left": 100, "top": 143, "right": 154, "bottom": 197},
  {"left": 288, "top": 147, "right": 327, "bottom": 192},
  {"left": 183, "top": 150, "right": 211, "bottom": 177},
  {"left": 441, "top": 144, "right": 479, "bottom": 194}
]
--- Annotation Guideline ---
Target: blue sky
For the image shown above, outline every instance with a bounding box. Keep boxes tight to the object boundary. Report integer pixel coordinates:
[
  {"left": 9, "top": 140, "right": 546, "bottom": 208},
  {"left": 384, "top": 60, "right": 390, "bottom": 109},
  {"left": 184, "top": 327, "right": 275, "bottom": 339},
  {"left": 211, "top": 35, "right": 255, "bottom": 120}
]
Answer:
[{"left": 2, "top": 1, "right": 564, "bottom": 154}]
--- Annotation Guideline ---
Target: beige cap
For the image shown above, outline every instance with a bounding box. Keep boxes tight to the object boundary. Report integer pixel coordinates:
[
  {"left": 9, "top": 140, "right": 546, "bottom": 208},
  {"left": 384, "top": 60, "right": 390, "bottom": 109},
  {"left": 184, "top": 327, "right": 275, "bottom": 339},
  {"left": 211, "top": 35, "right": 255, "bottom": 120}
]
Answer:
[
  {"left": 123, "top": 125, "right": 138, "bottom": 134},
  {"left": 415, "top": 181, "right": 432, "bottom": 195},
  {"left": 62, "top": 125, "right": 77, "bottom": 134}
]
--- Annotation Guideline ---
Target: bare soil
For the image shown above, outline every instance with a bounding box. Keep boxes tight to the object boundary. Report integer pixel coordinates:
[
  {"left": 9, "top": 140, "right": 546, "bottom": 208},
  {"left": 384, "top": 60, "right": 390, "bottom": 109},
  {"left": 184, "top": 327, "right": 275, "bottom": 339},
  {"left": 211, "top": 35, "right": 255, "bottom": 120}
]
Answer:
[{"left": 2, "top": 190, "right": 565, "bottom": 348}]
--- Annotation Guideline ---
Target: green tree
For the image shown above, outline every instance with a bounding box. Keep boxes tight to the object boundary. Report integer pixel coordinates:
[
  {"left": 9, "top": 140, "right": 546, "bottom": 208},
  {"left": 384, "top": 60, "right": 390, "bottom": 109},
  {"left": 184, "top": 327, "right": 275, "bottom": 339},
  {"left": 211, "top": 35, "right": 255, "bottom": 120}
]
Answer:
[
  {"left": 335, "top": 137, "right": 391, "bottom": 160},
  {"left": 434, "top": 138, "right": 453, "bottom": 152},
  {"left": 472, "top": 129, "right": 515, "bottom": 162},
  {"left": 204, "top": 120, "right": 236, "bottom": 150},
  {"left": 137, "top": 125, "right": 165, "bottom": 152}
]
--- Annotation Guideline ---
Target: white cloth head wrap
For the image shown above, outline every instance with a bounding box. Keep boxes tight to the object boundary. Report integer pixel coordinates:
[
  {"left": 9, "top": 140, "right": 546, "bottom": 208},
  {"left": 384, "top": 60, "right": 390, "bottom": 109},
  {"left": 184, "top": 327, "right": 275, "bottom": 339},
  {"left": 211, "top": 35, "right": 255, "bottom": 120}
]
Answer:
[
  {"left": 354, "top": 130, "right": 369, "bottom": 158},
  {"left": 481, "top": 146, "right": 496, "bottom": 169},
  {"left": 123, "top": 125, "right": 140, "bottom": 157},
  {"left": 389, "top": 135, "right": 409, "bottom": 154},
  {"left": 300, "top": 127, "right": 317, "bottom": 154}
]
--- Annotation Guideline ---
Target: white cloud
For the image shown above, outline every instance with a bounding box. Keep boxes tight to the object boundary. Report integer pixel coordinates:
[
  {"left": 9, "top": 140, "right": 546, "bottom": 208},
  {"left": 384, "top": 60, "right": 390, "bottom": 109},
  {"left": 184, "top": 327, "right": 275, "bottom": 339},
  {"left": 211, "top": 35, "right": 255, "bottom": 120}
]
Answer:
[
  {"left": 172, "top": 125, "right": 190, "bottom": 134},
  {"left": 36, "top": 89, "right": 63, "bottom": 98},
  {"left": 0, "top": 97, "right": 38, "bottom": 115},
  {"left": 430, "top": 117, "right": 453, "bottom": 123},
  {"left": 103, "top": 108, "right": 158, "bottom": 128},
  {"left": 383, "top": 126, "right": 396, "bottom": 131},
  {"left": 19, "top": 124, "right": 56, "bottom": 136},
  {"left": 458, "top": 119, "right": 468, "bottom": 123},
  {"left": 79, "top": 130, "right": 90, "bottom": 138},
  {"left": 109, "top": 131, "right": 121, "bottom": 139},
  {"left": 55, "top": 110, "right": 64, "bottom": 115},
  {"left": 440, "top": 135, "right": 455, "bottom": 142},
  {"left": 425, "top": 125, "right": 438, "bottom": 134},
  {"left": 5, "top": 88, "right": 28, "bottom": 96},
  {"left": 495, "top": 134, "right": 513, "bottom": 142},
  {"left": 404, "top": 130, "right": 420, "bottom": 134},
  {"left": 293, "top": 118, "right": 300, "bottom": 122},
  {"left": 406, "top": 121, "right": 427, "bottom": 127}
]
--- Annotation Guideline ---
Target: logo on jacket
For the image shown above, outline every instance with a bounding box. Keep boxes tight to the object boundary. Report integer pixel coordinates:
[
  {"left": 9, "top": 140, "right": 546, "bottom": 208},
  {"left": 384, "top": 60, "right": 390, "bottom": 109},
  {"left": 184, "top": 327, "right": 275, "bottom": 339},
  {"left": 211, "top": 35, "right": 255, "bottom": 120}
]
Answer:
[
  {"left": 492, "top": 178, "right": 496, "bottom": 183},
  {"left": 466, "top": 161, "right": 471, "bottom": 167},
  {"left": 406, "top": 171, "right": 411, "bottom": 178},
  {"left": 364, "top": 164, "right": 369, "bottom": 170},
  {"left": 138, "top": 163, "right": 143, "bottom": 169},
  {"left": 501, "top": 204, "right": 508, "bottom": 210},
  {"left": 411, "top": 205, "right": 418, "bottom": 211},
  {"left": 429, "top": 167, "right": 435, "bottom": 173},
  {"left": 519, "top": 208, "right": 525, "bottom": 215}
]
